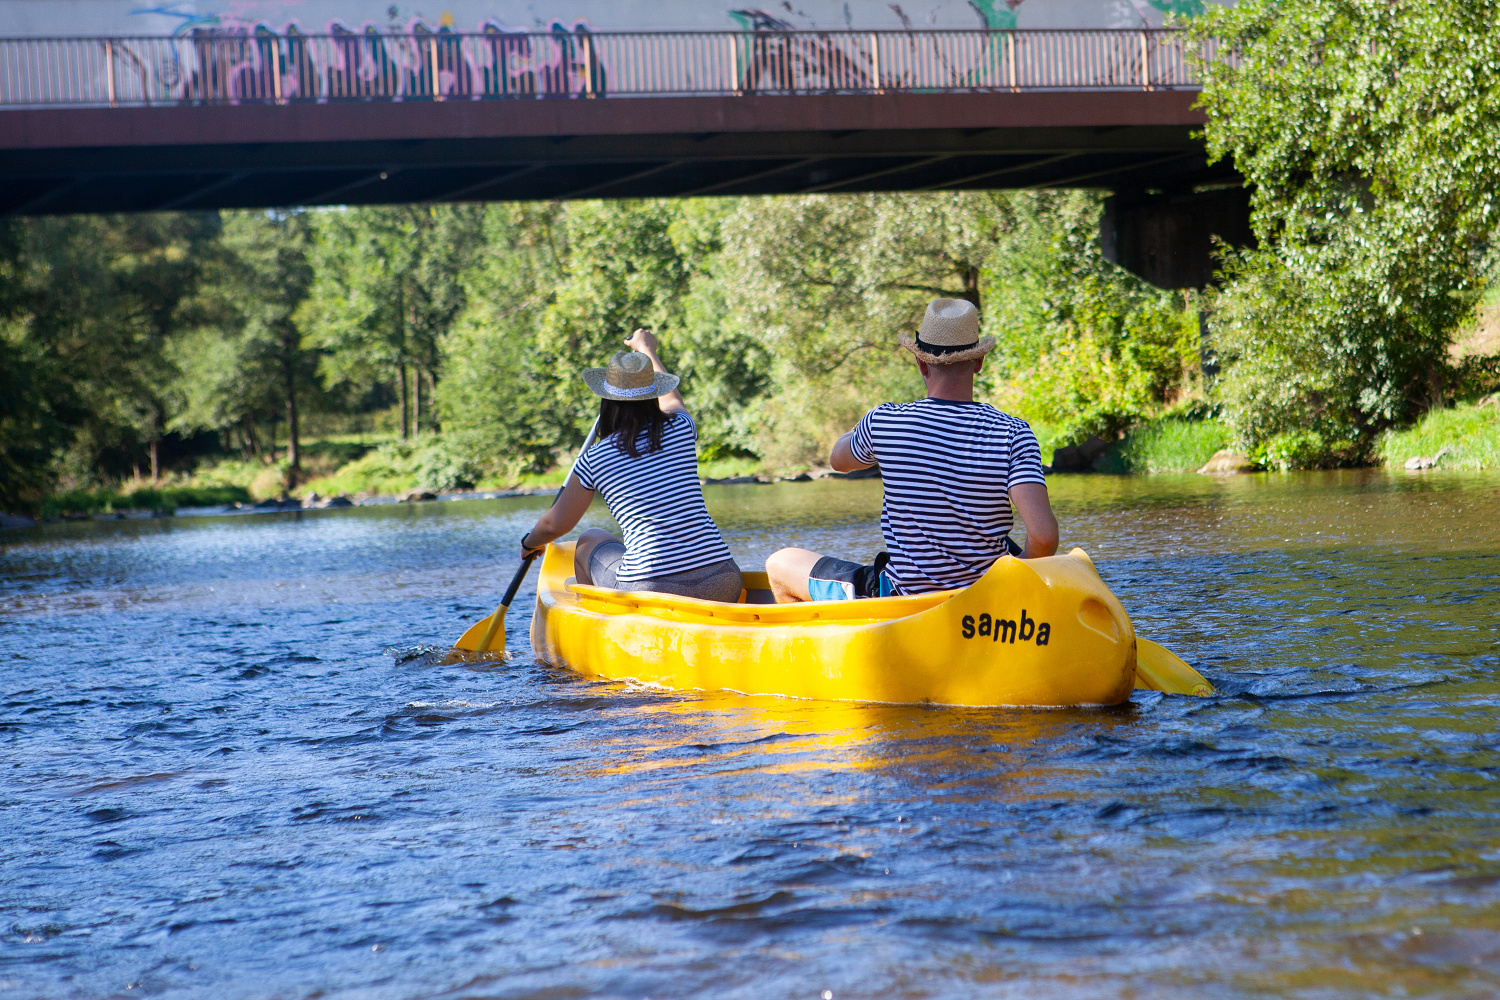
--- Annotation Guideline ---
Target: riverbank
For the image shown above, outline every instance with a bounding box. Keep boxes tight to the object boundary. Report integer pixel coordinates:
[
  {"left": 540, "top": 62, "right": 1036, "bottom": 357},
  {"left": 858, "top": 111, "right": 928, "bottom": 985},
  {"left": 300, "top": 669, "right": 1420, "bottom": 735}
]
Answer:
[{"left": 11, "top": 400, "right": 1495, "bottom": 527}]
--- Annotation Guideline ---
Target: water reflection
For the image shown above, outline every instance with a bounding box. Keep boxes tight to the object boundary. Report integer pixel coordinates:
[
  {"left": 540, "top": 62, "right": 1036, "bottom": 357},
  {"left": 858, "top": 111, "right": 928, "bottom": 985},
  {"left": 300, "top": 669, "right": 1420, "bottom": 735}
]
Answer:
[{"left": 1, "top": 469, "right": 1499, "bottom": 998}]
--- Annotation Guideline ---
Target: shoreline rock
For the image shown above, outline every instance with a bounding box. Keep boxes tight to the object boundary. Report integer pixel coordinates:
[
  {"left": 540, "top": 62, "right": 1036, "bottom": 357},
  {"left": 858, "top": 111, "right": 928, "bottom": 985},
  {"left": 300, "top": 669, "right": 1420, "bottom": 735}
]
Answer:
[{"left": 1197, "top": 450, "right": 1258, "bottom": 475}]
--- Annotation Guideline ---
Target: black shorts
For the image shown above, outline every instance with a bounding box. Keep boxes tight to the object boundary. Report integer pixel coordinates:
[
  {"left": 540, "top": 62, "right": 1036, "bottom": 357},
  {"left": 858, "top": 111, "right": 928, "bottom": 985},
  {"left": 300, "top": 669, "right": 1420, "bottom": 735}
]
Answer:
[
  {"left": 807, "top": 537, "right": 1024, "bottom": 600},
  {"left": 807, "top": 552, "right": 893, "bottom": 601}
]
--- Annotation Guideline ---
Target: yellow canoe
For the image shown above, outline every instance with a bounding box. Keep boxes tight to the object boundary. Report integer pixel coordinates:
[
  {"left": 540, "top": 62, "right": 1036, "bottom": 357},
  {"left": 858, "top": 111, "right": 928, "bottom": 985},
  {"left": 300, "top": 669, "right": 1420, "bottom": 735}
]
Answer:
[{"left": 456, "top": 541, "right": 1213, "bottom": 706}]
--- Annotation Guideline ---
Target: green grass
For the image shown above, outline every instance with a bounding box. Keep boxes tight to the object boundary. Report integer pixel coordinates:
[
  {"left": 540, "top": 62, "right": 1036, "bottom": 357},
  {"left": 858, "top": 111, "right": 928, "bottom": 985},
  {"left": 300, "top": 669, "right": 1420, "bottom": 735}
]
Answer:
[
  {"left": 40, "top": 484, "right": 252, "bottom": 518},
  {"left": 1103, "top": 418, "right": 1231, "bottom": 474},
  {"left": 297, "top": 443, "right": 422, "bottom": 498},
  {"left": 1379, "top": 400, "right": 1500, "bottom": 470},
  {"left": 698, "top": 455, "right": 764, "bottom": 480}
]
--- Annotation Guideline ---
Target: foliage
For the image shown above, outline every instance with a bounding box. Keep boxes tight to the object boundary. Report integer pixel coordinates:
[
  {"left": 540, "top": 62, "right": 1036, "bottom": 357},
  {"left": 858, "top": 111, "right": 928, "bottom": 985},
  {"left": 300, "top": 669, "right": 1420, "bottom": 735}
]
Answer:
[
  {"left": 171, "top": 210, "right": 318, "bottom": 469},
  {"left": 435, "top": 203, "right": 572, "bottom": 476},
  {"left": 1109, "top": 417, "right": 1231, "bottom": 474},
  {"left": 718, "top": 192, "right": 1023, "bottom": 466},
  {"left": 1189, "top": 0, "right": 1500, "bottom": 465},
  {"left": 1, "top": 213, "right": 218, "bottom": 494},
  {"left": 294, "top": 438, "right": 482, "bottom": 496},
  {"left": 1378, "top": 399, "right": 1500, "bottom": 471},
  {"left": 305, "top": 205, "right": 484, "bottom": 438},
  {"left": 2, "top": 193, "right": 1213, "bottom": 507},
  {"left": 39, "top": 483, "right": 251, "bottom": 518},
  {"left": 983, "top": 193, "right": 1203, "bottom": 444}
]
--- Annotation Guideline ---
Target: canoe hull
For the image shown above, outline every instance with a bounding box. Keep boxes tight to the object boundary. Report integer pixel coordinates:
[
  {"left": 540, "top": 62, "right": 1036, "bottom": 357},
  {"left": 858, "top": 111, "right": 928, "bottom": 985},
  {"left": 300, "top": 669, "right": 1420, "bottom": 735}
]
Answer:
[{"left": 525, "top": 543, "right": 1137, "bottom": 707}]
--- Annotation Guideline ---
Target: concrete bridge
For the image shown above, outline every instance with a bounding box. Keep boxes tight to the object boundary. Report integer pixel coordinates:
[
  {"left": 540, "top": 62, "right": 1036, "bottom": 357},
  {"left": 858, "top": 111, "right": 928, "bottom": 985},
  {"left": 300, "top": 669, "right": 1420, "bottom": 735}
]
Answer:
[{"left": 0, "top": 17, "right": 1248, "bottom": 286}]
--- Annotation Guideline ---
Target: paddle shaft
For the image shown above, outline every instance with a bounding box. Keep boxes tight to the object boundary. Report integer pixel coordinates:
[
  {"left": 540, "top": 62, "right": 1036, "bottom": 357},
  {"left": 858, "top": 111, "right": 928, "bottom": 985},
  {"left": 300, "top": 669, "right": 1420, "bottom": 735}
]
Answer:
[{"left": 470, "top": 417, "right": 601, "bottom": 653}]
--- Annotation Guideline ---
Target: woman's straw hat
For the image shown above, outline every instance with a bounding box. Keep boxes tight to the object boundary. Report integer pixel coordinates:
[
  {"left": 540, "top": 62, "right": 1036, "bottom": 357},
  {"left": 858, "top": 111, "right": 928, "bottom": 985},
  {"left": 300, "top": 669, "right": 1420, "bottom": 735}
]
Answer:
[
  {"left": 897, "top": 298, "right": 996, "bottom": 365},
  {"left": 582, "top": 351, "right": 680, "bottom": 401}
]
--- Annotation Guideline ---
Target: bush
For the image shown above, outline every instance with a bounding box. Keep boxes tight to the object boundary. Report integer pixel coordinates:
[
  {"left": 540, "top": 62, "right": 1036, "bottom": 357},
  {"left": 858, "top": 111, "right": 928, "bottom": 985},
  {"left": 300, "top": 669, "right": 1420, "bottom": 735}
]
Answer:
[
  {"left": 414, "top": 443, "right": 481, "bottom": 493},
  {"left": 296, "top": 442, "right": 422, "bottom": 497}
]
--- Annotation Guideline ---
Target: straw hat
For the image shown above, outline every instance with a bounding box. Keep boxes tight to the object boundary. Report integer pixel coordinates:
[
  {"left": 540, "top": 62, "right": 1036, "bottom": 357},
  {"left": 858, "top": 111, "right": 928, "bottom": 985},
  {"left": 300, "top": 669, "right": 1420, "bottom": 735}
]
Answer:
[
  {"left": 582, "top": 351, "right": 680, "bottom": 401},
  {"left": 897, "top": 298, "right": 996, "bottom": 365}
]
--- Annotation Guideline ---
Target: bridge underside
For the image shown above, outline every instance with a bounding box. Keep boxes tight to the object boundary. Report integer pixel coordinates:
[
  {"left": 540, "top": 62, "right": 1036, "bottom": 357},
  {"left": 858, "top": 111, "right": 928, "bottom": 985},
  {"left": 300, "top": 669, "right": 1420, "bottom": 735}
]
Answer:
[{"left": 0, "top": 91, "right": 1236, "bottom": 215}]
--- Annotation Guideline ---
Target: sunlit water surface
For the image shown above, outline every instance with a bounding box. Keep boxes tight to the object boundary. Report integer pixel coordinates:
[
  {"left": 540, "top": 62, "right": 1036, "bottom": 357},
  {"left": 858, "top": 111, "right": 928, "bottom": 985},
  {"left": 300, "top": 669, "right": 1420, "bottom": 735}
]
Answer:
[{"left": 3, "top": 470, "right": 1499, "bottom": 999}]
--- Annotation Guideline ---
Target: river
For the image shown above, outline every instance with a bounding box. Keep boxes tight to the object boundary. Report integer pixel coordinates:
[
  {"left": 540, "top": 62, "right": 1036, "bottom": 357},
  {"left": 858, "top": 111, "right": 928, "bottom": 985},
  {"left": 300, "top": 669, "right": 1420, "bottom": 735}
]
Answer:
[{"left": 2, "top": 470, "right": 1499, "bottom": 999}]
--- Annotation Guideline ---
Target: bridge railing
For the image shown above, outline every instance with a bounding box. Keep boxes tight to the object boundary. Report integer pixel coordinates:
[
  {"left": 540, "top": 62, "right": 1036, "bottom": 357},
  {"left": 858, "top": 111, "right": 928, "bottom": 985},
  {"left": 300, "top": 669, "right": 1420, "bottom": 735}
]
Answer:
[{"left": 0, "top": 29, "right": 1230, "bottom": 109}]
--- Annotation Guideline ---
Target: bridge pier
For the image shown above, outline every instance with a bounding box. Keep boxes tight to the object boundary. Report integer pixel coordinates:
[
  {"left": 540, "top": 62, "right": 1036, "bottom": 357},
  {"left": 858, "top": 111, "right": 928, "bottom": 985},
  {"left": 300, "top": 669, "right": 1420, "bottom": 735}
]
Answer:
[{"left": 1099, "top": 186, "right": 1255, "bottom": 290}]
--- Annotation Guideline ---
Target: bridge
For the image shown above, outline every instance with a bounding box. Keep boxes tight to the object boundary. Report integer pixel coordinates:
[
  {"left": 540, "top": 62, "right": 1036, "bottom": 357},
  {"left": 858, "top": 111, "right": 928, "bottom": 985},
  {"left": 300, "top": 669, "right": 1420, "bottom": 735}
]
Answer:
[{"left": 0, "top": 27, "right": 1249, "bottom": 287}]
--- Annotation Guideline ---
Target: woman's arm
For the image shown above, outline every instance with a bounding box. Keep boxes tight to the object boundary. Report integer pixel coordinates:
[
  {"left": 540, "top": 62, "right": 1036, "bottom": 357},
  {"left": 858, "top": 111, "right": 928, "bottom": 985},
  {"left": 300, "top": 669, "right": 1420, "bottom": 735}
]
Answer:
[
  {"left": 520, "top": 477, "right": 596, "bottom": 558},
  {"left": 624, "top": 328, "right": 687, "bottom": 416}
]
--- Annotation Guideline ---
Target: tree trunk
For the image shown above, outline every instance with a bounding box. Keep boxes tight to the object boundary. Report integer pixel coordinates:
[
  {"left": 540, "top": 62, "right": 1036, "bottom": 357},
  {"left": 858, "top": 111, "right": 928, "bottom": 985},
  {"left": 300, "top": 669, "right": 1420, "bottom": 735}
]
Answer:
[
  {"left": 961, "top": 265, "right": 981, "bottom": 312},
  {"left": 285, "top": 369, "right": 300, "bottom": 471},
  {"left": 413, "top": 367, "right": 422, "bottom": 437},
  {"left": 245, "top": 415, "right": 261, "bottom": 459},
  {"left": 397, "top": 364, "right": 410, "bottom": 441},
  {"left": 149, "top": 438, "right": 160, "bottom": 483}
]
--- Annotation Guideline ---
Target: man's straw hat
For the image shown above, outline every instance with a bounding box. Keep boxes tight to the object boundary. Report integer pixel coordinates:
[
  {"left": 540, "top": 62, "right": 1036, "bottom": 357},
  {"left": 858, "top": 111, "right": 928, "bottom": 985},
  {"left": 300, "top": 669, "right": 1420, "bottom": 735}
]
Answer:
[
  {"left": 898, "top": 298, "right": 996, "bottom": 365},
  {"left": 582, "top": 351, "right": 680, "bottom": 401}
]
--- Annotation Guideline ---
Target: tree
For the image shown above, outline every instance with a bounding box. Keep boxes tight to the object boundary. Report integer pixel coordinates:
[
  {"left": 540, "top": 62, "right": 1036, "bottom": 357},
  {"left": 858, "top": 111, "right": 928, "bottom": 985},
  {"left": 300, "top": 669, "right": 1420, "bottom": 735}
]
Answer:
[
  {"left": 171, "top": 210, "right": 316, "bottom": 473},
  {"left": 1189, "top": 0, "right": 1500, "bottom": 464},
  {"left": 438, "top": 203, "right": 571, "bottom": 475},
  {"left": 982, "top": 192, "right": 1202, "bottom": 444},
  {"left": 0, "top": 213, "right": 215, "bottom": 488},
  {"left": 305, "top": 205, "right": 483, "bottom": 439}
]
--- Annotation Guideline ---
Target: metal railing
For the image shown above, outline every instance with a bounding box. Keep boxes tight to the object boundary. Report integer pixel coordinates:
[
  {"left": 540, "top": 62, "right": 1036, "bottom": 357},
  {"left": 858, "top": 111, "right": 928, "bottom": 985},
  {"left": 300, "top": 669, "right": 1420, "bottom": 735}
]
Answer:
[{"left": 0, "top": 29, "right": 1228, "bottom": 109}]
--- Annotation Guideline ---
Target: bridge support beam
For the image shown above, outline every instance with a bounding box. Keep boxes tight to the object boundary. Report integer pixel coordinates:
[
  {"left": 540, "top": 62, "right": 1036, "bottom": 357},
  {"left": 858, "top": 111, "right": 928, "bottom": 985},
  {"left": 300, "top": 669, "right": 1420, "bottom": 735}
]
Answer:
[{"left": 1100, "top": 186, "right": 1255, "bottom": 290}]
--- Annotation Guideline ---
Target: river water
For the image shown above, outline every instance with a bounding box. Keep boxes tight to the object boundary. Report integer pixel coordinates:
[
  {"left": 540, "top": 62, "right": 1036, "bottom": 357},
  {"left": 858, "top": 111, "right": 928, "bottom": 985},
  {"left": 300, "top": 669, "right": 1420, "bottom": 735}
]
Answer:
[{"left": 3, "top": 470, "right": 1499, "bottom": 999}]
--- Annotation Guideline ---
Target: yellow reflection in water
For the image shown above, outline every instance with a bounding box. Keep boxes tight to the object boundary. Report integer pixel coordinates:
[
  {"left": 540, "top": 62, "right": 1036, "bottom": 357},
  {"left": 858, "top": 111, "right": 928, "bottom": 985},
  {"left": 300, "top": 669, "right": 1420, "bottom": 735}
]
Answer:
[{"left": 577, "top": 687, "right": 1138, "bottom": 804}]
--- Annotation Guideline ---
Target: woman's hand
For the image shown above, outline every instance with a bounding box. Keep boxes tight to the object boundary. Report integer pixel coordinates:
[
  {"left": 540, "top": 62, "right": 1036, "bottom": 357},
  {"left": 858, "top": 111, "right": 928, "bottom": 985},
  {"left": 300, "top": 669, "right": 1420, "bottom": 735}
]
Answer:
[
  {"left": 519, "top": 532, "right": 544, "bottom": 561},
  {"left": 624, "top": 328, "right": 658, "bottom": 356}
]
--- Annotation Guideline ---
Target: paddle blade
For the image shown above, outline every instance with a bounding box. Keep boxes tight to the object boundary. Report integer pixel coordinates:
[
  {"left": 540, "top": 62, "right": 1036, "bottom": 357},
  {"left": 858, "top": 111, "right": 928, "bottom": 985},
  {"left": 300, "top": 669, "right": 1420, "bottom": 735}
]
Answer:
[
  {"left": 455, "top": 607, "right": 507, "bottom": 653},
  {"left": 1134, "top": 638, "right": 1214, "bottom": 697}
]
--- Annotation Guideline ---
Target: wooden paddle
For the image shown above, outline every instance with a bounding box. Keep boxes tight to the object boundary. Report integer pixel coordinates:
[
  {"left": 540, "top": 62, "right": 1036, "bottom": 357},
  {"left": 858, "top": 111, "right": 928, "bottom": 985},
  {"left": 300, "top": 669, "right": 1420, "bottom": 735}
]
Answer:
[{"left": 464, "top": 417, "right": 601, "bottom": 656}]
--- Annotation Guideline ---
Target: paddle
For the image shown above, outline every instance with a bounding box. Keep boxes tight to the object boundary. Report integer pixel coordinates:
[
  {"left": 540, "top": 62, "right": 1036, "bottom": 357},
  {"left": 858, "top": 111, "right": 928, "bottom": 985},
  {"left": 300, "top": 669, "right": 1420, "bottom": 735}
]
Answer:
[
  {"left": 1135, "top": 637, "right": 1214, "bottom": 696},
  {"left": 463, "top": 416, "right": 601, "bottom": 656}
]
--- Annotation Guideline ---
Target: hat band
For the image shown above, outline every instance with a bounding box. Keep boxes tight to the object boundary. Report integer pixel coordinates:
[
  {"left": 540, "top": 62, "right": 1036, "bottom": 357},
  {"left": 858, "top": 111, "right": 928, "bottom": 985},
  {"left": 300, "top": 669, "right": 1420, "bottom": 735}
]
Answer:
[
  {"left": 604, "top": 379, "right": 659, "bottom": 398},
  {"left": 915, "top": 335, "right": 976, "bottom": 356}
]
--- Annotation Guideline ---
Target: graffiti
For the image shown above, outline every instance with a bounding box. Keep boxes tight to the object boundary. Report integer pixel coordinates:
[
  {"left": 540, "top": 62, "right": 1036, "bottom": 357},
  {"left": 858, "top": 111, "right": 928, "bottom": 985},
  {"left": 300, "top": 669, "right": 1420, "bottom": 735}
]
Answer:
[
  {"left": 729, "top": 9, "right": 873, "bottom": 93},
  {"left": 133, "top": 17, "right": 606, "bottom": 104},
  {"left": 965, "top": 0, "right": 1023, "bottom": 31}
]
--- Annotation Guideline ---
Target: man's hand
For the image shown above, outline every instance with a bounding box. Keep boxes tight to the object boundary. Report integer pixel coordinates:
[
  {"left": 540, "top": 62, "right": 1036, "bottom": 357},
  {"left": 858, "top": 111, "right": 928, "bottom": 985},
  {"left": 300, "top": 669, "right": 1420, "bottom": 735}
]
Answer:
[{"left": 1009, "top": 483, "right": 1059, "bottom": 558}]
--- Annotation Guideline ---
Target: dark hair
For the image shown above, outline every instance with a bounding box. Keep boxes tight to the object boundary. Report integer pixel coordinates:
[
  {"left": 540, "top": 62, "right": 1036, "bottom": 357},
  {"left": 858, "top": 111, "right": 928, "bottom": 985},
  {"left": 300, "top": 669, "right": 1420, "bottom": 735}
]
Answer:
[{"left": 598, "top": 398, "right": 669, "bottom": 458}]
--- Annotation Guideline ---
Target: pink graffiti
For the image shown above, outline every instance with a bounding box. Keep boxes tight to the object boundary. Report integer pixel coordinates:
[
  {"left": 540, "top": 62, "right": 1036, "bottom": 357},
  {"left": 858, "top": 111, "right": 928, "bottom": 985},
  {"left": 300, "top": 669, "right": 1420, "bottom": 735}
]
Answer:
[{"left": 164, "top": 17, "right": 604, "bottom": 104}]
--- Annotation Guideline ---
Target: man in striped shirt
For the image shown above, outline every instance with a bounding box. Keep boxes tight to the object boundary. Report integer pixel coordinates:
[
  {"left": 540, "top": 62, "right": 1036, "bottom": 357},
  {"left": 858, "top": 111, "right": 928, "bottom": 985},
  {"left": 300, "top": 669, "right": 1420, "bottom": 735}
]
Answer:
[{"left": 766, "top": 298, "right": 1059, "bottom": 602}]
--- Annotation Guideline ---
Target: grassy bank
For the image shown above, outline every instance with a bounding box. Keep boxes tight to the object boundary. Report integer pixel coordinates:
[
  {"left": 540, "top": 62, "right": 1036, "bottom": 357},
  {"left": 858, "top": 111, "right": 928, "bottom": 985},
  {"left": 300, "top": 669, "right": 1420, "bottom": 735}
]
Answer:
[
  {"left": 1380, "top": 399, "right": 1500, "bottom": 470},
  {"left": 1112, "top": 418, "right": 1231, "bottom": 473},
  {"left": 40, "top": 484, "right": 252, "bottom": 518}
]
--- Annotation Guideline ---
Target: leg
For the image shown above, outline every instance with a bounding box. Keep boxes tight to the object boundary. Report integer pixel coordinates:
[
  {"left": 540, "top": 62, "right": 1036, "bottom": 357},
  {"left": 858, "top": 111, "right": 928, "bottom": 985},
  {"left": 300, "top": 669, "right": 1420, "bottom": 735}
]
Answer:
[
  {"left": 765, "top": 547, "right": 823, "bottom": 603},
  {"left": 573, "top": 528, "right": 620, "bottom": 585}
]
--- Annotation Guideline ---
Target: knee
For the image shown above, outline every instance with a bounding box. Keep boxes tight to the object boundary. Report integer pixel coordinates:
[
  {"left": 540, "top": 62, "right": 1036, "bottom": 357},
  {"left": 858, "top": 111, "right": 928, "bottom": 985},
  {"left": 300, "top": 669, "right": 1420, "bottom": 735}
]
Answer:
[
  {"left": 577, "top": 527, "right": 614, "bottom": 546},
  {"left": 764, "top": 547, "right": 797, "bottom": 579}
]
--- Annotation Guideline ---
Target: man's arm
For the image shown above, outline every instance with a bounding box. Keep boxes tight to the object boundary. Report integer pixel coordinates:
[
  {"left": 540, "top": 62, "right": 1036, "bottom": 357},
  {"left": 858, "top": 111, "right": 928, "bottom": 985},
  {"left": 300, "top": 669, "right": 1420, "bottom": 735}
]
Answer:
[
  {"left": 829, "top": 430, "right": 875, "bottom": 473},
  {"left": 1009, "top": 482, "right": 1059, "bottom": 558}
]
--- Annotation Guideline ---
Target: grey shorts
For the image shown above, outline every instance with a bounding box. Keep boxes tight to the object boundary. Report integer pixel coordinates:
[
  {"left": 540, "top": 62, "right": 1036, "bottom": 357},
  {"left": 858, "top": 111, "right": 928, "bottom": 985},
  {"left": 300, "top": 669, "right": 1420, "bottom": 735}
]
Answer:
[{"left": 587, "top": 540, "right": 744, "bottom": 603}]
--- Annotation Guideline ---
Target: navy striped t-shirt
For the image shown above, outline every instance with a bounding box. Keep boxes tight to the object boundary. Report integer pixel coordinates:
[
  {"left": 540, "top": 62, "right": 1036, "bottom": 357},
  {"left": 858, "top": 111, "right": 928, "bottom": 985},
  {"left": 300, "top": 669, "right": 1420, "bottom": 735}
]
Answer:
[
  {"left": 573, "top": 412, "right": 733, "bottom": 583},
  {"left": 848, "top": 398, "right": 1047, "bottom": 595}
]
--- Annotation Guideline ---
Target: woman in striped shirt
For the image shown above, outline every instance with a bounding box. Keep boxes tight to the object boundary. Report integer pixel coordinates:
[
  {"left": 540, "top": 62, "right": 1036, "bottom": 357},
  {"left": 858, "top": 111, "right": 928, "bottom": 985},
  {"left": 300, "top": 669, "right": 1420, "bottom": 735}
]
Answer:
[{"left": 518, "top": 329, "right": 743, "bottom": 602}]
